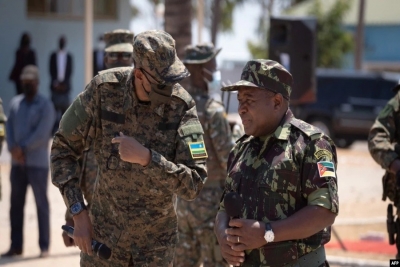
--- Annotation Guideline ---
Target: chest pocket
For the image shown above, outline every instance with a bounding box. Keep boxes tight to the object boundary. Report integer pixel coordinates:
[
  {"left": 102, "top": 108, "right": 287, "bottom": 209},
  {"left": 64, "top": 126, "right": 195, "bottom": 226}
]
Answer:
[{"left": 257, "top": 162, "right": 299, "bottom": 221}]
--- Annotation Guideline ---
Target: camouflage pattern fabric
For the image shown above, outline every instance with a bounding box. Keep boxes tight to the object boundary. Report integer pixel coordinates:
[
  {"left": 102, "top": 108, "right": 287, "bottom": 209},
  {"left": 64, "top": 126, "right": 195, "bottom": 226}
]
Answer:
[
  {"left": 133, "top": 30, "right": 190, "bottom": 86},
  {"left": 174, "top": 88, "right": 234, "bottom": 267},
  {"left": 182, "top": 43, "right": 222, "bottom": 64},
  {"left": 221, "top": 59, "right": 293, "bottom": 100},
  {"left": 0, "top": 98, "right": 6, "bottom": 201},
  {"left": 219, "top": 109, "right": 338, "bottom": 267},
  {"left": 104, "top": 29, "right": 134, "bottom": 53},
  {"left": 368, "top": 91, "right": 400, "bottom": 209},
  {"left": 64, "top": 149, "right": 97, "bottom": 221},
  {"left": 51, "top": 67, "right": 207, "bottom": 266}
]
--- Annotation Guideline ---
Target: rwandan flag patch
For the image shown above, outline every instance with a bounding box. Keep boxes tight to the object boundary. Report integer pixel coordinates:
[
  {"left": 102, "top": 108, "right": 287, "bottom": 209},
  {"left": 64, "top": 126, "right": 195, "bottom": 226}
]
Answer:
[
  {"left": 317, "top": 161, "right": 336, "bottom": 178},
  {"left": 189, "top": 141, "right": 208, "bottom": 159}
]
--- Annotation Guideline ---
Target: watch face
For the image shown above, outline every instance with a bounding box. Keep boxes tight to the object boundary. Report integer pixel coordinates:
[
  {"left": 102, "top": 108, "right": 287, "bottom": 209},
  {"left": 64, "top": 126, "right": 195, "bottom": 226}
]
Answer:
[
  {"left": 266, "top": 231, "right": 274, "bottom": 242},
  {"left": 71, "top": 203, "right": 82, "bottom": 214}
]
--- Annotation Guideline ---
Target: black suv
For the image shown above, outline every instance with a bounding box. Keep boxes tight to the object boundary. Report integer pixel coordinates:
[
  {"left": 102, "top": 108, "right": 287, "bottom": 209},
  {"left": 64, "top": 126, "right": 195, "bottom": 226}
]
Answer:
[{"left": 292, "top": 69, "right": 400, "bottom": 148}]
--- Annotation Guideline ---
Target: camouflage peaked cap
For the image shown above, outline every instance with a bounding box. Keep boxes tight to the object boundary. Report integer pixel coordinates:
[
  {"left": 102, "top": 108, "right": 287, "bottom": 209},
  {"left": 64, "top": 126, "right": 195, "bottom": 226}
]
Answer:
[
  {"left": 104, "top": 29, "right": 134, "bottom": 53},
  {"left": 20, "top": 65, "right": 39, "bottom": 81},
  {"left": 133, "top": 30, "right": 189, "bottom": 85},
  {"left": 182, "top": 43, "right": 222, "bottom": 64},
  {"left": 221, "top": 59, "right": 293, "bottom": 100}
]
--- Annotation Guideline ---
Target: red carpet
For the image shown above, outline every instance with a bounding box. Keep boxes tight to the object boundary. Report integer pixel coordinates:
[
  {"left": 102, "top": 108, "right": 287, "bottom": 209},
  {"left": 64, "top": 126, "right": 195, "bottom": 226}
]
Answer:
[{"left": 326, "top": 240, "right": 397, "bottom": 255}]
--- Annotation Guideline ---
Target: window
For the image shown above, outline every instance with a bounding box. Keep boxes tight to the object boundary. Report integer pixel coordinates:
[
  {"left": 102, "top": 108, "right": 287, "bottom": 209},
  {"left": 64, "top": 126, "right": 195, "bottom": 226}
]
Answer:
[{"left": 27, "top": 0, "right": 117, "bottom": 20}]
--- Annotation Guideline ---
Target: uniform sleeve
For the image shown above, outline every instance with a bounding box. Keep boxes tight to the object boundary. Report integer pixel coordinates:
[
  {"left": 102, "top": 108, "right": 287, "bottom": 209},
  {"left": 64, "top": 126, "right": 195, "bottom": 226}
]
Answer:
[
  {"left": 51, "top": 80, "right": 96, "bottom": 209},
  {"left": 207, "top": 103, "right": 235, "bottom": 170},
  {"left": 142, "top": 104, "right": 207, "bottom": 201},
  {"left": 301, "top": 135, "right": 339, "bottom": 214},
  {"left": 368, "top": 95, "right": 399, "bottom": 170}
]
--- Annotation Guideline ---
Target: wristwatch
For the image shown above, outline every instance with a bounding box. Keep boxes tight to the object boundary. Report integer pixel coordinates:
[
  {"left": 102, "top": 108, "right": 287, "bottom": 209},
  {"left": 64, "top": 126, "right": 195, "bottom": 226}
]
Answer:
[
  {"left": 264, "top": 222, "right": 275, "bottom": 243},
  {"left": 70, "top": 202, "right": 87, "bottom": 217}
]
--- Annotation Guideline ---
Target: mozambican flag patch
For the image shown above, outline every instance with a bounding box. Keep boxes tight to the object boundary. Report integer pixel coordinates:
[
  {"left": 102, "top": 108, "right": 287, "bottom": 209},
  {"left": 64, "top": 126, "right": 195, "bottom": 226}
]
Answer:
[
  {"left": 317, "top": 161, "right": 336, "bottom": 178},
  {"left": 189, "top": 141, "right": 208, "bottom": 159}
]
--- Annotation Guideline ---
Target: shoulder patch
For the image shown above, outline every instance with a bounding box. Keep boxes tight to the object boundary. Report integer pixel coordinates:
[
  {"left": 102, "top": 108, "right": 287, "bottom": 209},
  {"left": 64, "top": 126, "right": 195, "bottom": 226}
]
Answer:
[
  {"left": 314, "top": 149, "right": 333, "bottom": 161},
  {"left": 317, "top": 161, "right": 336, "bottom": 178},
  {"left": 290, "top": 118, "right": 322, "bottom": 137}
]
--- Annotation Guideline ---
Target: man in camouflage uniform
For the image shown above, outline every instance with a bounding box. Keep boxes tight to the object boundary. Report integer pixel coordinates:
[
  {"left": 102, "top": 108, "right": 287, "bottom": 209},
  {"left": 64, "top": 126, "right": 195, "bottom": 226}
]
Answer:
[
  {"left": 51, "top": 30, "right": 207, "bottom": 266},
  {"left": 214, "top": 59, "right": 339, "bottom": 267},
  {"left": 62, "top": 29, "right": 135, "bottom": 247},
  {"left": 173, "top": 44, "right": 234, "bottom": 267},
  {"left": 368, "top": 84, "right": 400, "bottom": 259},
  {"left": 0, "top": 98, "right": 6, "bottom": 201}
]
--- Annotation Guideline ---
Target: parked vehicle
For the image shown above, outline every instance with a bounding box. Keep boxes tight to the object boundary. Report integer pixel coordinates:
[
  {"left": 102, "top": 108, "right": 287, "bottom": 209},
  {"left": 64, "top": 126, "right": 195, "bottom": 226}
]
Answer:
[{"left": 292, "top": 69, "right": 400, "bottom": 148}]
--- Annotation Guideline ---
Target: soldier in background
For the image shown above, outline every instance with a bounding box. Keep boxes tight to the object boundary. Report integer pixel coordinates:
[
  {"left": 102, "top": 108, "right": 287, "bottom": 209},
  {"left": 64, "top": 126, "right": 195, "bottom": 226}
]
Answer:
[
  {"left": 0, "top": 98, "right": 6, "bottom": 201},
  {"left": 61, "top": 29, "right": 134, "bottom": 247},
  {"left": 215, "top": 59, "right": 338, "bottom": 267},
  {"left": 368, "top": 84, "right": 400, "bottom": 259},
  {"left": 174, "top": 43, "right": 234, "bottom": 267}
]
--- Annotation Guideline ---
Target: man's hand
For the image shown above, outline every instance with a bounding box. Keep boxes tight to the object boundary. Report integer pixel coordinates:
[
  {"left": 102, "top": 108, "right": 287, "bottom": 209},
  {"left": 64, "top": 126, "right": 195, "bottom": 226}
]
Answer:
[
  {"left": 226, "top": 219, "right": 266, "bottom": 252},
  {"left": 215, "top": 212, "right": 245, "bottom": 266},
  {"left": 111, "top": 132, "right": 151, "bottom": 166},
  {"left": 10, "top": 146, "right": 25, "bottom": 164},
  {"left": 72, "top": 210, "right": 93, "bottom": 256},
  {"left": 62, "top": 219, "right": 75, "bottom": 247}
]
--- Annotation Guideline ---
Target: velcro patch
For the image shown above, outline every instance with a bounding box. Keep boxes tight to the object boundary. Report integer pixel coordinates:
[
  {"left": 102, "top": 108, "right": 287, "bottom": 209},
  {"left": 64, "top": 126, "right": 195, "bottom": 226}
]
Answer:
[
  {"left": 317, "top": 161, "right": 336, "bottom": 178},
  {"left": 189, "top": 141, "right": 208, "bottom": 159}
]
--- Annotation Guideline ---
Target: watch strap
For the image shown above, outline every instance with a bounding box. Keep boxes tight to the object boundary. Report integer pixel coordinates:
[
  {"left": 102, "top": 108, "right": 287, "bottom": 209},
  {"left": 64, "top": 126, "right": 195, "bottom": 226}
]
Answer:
[{"left": 265, "top": 222, "right": 272, "bottom": 231}]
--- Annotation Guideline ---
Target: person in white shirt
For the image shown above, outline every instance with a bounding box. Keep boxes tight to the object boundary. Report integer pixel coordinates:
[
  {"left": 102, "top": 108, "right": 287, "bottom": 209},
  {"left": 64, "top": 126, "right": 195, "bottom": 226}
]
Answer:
[{"left": 49, "top": 35, "right": 73, "bottom": 135}]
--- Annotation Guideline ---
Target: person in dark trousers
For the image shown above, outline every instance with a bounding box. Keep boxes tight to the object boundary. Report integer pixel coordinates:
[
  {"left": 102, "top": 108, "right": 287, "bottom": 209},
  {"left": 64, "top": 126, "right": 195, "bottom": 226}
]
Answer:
[
  {"left": 9, "top": 32, "right": 37, "bottom": 95},
  {"left": 1, "top": 65, "right": 55, "bottom": 258},
  {"left": 49, "top": 35, "right": 73, "bottom": 135}
]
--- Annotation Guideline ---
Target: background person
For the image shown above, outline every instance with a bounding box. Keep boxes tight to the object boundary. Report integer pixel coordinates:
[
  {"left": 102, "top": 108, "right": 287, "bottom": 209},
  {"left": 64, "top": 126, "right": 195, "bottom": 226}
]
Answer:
[
  {"left": 8, "top": 32, "right": 37, "bottom": 95},
  {"left": 174, "top": 43, "right": 234, "bottom": 267},
  {"left": 49, "top": 35, "right": 73, "bottom": 135},
  {"left": 368, "top": 83, "right": 400, "bottom": 259},
  {"left": 2, "top": 65, "right": 55, "bottom": 258},
  {"left": 214, "top": 59, "right": 338, "bottom": 267}
]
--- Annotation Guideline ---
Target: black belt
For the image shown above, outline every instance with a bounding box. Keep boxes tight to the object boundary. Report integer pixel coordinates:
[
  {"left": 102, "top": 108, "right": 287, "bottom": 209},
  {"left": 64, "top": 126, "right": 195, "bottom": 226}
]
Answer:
[{"left": 284, "top": 246, "right": 326, "bottom": 267}]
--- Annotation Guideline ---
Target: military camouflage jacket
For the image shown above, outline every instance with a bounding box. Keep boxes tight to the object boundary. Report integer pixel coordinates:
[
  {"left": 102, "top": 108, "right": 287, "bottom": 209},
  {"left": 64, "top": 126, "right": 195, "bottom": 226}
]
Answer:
[
  {"left": 51, "top": 67, "right": 207, "bottom": 258},
  {"left": 191, "top": 88, "right": 234, "bottom": 185},
  {"left": 369, "top": 91, "right": 400, "bottom": 170},
  {"left": 368, "top": 91, "right": 400, "bottom": 207},
  {"left": 220, "top": 109, "right": 338, "bottom": 267}
]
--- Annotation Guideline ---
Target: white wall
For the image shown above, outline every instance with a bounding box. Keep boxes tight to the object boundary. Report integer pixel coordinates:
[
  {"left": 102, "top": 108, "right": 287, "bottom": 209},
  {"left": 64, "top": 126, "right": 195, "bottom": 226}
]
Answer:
[{"left": 0, "top": 0, "right": 132, "bottom": 114}]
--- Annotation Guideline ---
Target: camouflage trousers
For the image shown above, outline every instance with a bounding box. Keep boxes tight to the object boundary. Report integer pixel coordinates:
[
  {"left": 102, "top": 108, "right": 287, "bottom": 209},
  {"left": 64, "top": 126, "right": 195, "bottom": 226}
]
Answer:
[{"left": 174, "top": 185, "right": 228, "bottom": 267}]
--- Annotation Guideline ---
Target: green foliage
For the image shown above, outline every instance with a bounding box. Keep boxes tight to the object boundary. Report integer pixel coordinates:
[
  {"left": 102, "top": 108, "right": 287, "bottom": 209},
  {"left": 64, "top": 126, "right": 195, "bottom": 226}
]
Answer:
[
  {"left": 247, "top": 40, "right": 269, "bottom": 59},
  {"left": 308, "top": 0, "right": 354, "bottom": 68},
  {"left": 220, "top": 0, "right": 246, "bottom": 32}
]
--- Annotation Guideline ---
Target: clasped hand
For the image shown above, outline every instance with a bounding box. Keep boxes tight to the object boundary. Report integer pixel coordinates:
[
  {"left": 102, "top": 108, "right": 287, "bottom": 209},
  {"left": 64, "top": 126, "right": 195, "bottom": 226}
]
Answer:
[{"left": 219, "top": 219, "right": 267, "bottom": 266}]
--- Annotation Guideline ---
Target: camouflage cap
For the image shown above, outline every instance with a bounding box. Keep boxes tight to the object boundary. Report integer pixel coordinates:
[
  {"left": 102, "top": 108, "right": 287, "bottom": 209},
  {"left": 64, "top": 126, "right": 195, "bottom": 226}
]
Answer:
[
  {"left": 221, "top": 59, "right": 293, "bottom": 100},
  {"left": 20, "top": 65, "right": 39, "bottom": 81},
  {"left": 182, "top": 43, "right": 222, "bottom": 64},
  {"left": 133, "top": 30, "right": 189, "bottom": 85},
  {"left": 104, "top": 29, "right": 134, "bottom": 53}
]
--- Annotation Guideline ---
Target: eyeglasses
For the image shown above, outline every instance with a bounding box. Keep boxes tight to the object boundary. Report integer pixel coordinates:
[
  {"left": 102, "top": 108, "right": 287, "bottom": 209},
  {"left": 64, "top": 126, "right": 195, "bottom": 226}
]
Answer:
[{"left": 108, "top": 52, "right": 132, "bottom": 61}]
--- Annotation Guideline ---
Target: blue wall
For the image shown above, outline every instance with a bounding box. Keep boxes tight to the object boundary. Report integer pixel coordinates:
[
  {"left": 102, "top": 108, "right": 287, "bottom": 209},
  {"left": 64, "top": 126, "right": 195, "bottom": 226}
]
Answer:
[
  {"left": 344, "top": 24, "right": 400, "bottom": 68},
  {"left": 0, "top": 0, "right": 132, "bottom": 115}
]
